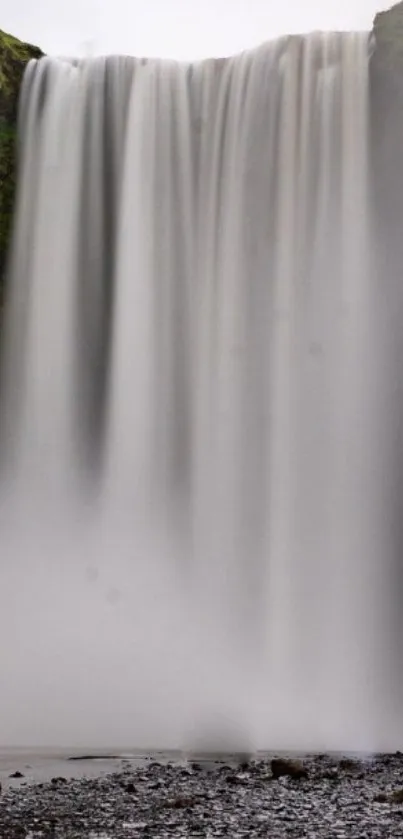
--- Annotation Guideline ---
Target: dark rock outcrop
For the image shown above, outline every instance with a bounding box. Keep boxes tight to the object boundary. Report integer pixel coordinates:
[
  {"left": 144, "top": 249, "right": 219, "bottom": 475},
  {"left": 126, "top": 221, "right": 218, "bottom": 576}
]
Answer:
[
  {"left": 371, "top": 2, "right": 403, "bottom": 234},
  {"left": 0, "top": 29, "right": 43, "bottom": 284},
  {"left": 271, "top": 757, "right": 308, "bottom": 780},
  {"left": 372, "top": 1, "right": 403, "bottom": 75}
]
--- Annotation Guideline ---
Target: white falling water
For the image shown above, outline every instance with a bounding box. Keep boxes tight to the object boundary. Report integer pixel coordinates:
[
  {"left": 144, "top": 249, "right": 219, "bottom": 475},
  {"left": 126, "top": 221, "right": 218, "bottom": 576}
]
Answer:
[{"left": 0, "top": 32, "right": 396, "bottom": 752}]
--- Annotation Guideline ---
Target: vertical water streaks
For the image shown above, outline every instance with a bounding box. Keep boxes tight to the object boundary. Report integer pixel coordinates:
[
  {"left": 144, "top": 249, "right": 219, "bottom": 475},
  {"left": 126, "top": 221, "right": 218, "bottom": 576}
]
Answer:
[{"left": 0, "top": 34, "right": 391, "bottom": 752}]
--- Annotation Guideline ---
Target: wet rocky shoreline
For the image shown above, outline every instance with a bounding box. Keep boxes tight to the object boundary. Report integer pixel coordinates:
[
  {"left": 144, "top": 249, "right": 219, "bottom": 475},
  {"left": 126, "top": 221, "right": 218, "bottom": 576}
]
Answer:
[{"left": 2, "top": 753, "right": 403, "bottom": 838}]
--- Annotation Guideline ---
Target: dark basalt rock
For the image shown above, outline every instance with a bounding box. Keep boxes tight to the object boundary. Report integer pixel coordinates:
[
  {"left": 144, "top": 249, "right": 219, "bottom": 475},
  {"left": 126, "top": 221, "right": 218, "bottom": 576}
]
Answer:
[
  {"left": 67, "top": 754, "right": 123, "bottom": 760},
  {"left": 271, "top": 757, "right": 308, "bottom": 780},
  {"left": 125, "top": 781, "right": 136, "bottom": 793},
  {"left": 338, "top": 758, "right": 362, "bottom": 773},
  {"left": 374, "top": 791, "right": 389, "bottom": 802},
  {"left": 167, "top": 795, "right": 197, "bottom": 808},
  {"left": 370, "top": 3, "right": 403, "bottom": 303},
  {"left": 372, "top": 1, "right": 403, "bottom": 74},
  {"left": 374, "top": 788, "right": 403, "bottom": 804}
]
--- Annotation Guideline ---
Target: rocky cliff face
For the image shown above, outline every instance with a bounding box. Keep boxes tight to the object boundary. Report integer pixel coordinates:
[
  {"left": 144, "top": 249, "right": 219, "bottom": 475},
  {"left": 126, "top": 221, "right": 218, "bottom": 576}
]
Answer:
[
  {"left": 371, "top": 3, "right": 403, "bottom": 278},
  {"left": 0, "top": 30, "right": 43, "bottom": 285},
  {"left": 373, "top": 1, "right": 403, "bottom": 75}
]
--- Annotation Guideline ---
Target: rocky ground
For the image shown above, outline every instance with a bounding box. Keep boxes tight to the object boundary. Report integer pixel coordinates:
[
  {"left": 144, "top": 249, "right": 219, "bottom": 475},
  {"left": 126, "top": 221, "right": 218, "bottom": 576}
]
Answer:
[{"left": 2, "top": 753, "right": 403, "bottom": 838}]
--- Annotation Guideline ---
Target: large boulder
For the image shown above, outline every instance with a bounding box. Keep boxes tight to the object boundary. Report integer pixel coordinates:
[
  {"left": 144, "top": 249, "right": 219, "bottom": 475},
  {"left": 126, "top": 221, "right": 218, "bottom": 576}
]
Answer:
[{"left": 0, "top": 30, "right": 43, "bottom": 285}]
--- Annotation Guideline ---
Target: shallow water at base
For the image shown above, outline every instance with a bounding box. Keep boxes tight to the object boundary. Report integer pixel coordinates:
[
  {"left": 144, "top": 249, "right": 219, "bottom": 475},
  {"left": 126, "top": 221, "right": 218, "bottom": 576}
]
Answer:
[
  {"left": 0, "top": 747, "right": 181, "bottom": 789},
  {"left": 0, "top": 745, "right": 376, "bottom": 790}
]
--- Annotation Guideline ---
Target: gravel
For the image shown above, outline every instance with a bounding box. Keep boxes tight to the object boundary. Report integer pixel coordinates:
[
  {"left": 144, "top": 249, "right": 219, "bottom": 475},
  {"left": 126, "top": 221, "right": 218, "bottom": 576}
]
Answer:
[{"left": 2, "top": 753, "right": 403, "bottom": 838}]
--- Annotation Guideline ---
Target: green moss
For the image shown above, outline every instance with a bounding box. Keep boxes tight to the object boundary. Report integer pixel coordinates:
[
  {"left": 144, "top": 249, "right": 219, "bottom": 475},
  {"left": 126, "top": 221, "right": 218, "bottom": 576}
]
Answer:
[
  {"left": 0, "top": 29, "right": 43, "bottom": 120},
  {"left": 0, "top": 29, "right": 43, "bottom": 280}
]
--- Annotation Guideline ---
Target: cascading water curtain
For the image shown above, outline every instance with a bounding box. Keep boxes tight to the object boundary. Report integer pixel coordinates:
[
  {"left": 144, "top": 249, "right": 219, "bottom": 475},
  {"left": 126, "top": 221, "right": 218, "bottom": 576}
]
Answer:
[{"left": 0, "top": 32, "right": 396, "bottom": 753}]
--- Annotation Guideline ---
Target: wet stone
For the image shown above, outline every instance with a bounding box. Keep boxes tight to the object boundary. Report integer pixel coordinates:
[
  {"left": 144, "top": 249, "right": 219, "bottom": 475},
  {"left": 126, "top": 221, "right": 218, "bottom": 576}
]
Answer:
[
  {"left": 271, "top": 757, "right": 308, "bottom": 780},
  {"left": 1, "top": 753, "right": 403, "bottom": 837}
]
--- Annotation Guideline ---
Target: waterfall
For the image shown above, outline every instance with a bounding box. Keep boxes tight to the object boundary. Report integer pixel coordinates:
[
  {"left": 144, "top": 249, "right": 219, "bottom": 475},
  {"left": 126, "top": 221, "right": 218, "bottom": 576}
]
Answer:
[{"left": 0, "top": 32, "right": 394, "bottom": 752}]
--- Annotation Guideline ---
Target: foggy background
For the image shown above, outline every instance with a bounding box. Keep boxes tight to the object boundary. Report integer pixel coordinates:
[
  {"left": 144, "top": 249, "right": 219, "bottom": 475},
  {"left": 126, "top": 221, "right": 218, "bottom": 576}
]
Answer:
[{"left": 1, "top": 0, "right": 395, "bottom": 58}]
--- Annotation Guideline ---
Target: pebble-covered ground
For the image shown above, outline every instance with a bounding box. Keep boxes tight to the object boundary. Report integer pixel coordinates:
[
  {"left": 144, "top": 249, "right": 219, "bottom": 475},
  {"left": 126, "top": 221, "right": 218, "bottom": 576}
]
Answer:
[{"left": 2, "top": 753, "right": 403, "bottom": 838}]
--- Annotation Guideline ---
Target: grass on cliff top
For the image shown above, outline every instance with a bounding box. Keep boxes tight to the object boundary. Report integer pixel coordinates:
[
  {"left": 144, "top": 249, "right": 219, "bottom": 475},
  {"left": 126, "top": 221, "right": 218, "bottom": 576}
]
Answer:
[
  {"left": 0, "top": 28, "right": 41, "bottom": 57},
  {"left": 0, "top": 29, "right": 43, "bottom": 95},
  {"left": 0, "top": 28, "right": 42, "bottom": 278}
]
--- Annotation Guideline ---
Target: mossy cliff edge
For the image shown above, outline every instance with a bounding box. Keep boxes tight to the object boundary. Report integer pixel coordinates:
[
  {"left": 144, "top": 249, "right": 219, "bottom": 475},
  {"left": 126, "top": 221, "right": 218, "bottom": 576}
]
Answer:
[
  {"left": 0, "top": 6, "right": 403, "bottom": 284},
  {"left": 0, "top": 30, "right": 43, "bottom": 283}
]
